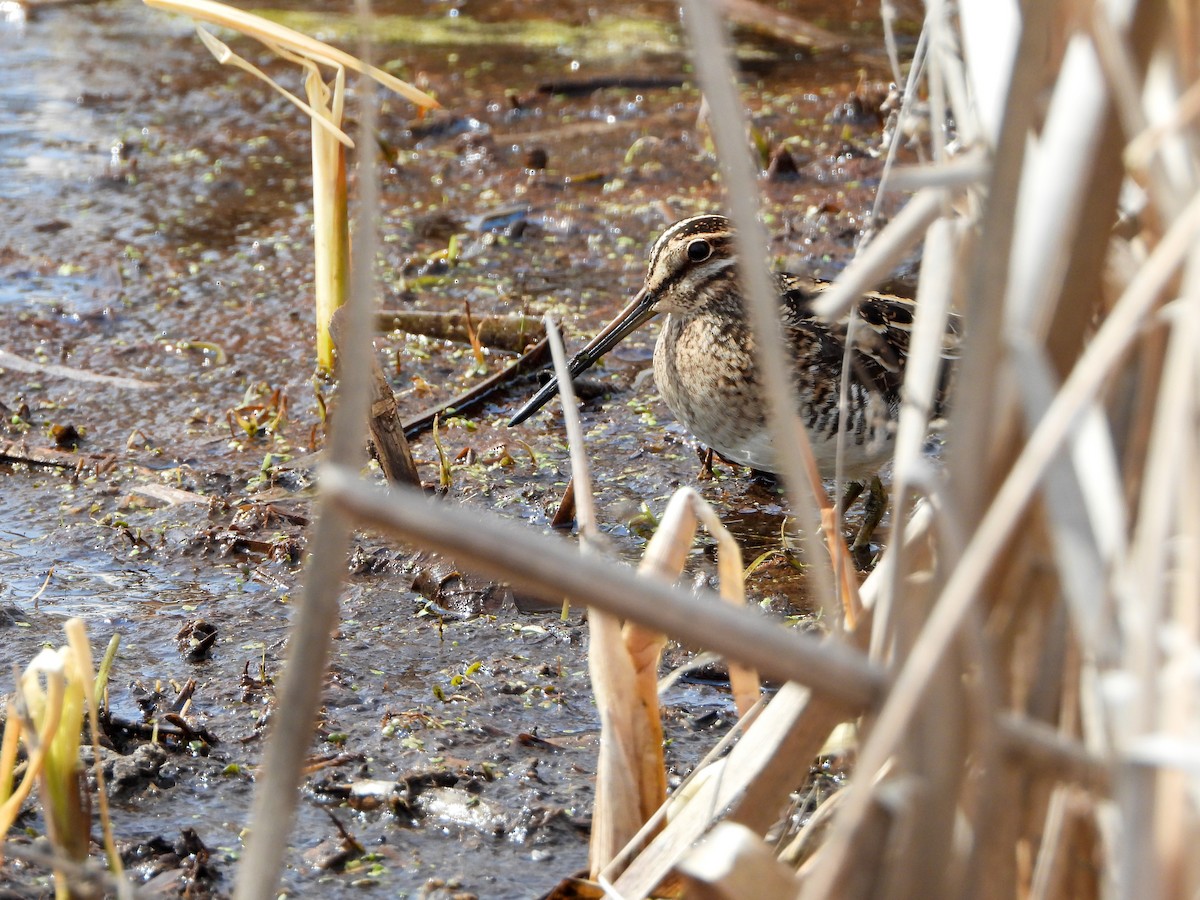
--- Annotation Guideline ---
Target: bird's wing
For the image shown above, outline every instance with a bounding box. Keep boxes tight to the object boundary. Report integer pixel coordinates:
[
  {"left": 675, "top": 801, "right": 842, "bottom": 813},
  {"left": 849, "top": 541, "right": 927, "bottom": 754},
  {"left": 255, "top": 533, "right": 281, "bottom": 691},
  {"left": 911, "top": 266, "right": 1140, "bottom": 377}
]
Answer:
[{"left": 779, "top": 275, "right": 961, "bottom": 408}]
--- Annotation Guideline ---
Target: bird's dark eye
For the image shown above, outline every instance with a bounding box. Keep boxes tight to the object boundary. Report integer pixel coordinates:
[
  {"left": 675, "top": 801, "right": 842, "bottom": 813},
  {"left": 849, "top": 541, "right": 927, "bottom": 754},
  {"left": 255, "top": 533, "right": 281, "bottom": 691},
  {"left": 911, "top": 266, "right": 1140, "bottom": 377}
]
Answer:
[{"left": 686, "top": 239, "right": 712, "bottom": 262}]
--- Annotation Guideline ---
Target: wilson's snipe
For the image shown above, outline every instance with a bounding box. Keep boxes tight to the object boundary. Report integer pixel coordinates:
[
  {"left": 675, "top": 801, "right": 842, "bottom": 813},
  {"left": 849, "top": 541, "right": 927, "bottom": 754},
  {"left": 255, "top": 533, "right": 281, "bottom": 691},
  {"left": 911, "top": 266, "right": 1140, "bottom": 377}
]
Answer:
[{"left": 510, "top": 214, "right": 959, "bottom": 488}]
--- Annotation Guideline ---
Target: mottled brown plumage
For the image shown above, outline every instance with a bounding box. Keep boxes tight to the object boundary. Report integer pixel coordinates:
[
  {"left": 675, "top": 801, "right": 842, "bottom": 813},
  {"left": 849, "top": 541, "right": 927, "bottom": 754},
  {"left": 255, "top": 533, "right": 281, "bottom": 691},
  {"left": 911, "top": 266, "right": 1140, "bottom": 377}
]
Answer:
[{"left": 510, "top": 215, "right": 959, "bottom": 478}]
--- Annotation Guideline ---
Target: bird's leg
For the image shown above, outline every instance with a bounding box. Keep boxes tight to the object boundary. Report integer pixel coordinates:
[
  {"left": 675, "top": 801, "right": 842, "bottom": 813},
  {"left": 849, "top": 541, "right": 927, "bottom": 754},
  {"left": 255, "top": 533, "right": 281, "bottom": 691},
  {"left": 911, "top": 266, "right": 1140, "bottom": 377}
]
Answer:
[
  {"left": 696, "top": 446, "right": 716, "bottom": 480},
  {"left": 850, "top": 474, "right": 888, "bottom": 562}
]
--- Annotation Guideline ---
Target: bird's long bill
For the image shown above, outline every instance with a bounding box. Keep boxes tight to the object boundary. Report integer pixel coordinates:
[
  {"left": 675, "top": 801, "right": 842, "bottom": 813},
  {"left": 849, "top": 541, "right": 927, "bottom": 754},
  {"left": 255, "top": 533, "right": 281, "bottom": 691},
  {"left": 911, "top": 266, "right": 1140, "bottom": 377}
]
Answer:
[{"left": 508, "top": 287, "right": 658, "bottom": 426}]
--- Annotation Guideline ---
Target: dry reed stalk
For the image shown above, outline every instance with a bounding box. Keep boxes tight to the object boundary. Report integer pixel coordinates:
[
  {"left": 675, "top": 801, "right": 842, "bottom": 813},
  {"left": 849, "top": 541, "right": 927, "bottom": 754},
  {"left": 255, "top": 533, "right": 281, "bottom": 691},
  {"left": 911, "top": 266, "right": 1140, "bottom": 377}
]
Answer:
[
  {"left": 233, "top": 4, "right": 382, "bottom": 896},
  {"left": 617, "top": 486, "right": 765, "bottom": 878},
  {"left": 672, "top": 496, "right": 760, "bottom": 718},
  {"left": 794, "top": 1, "right": 1199, "bottom": 899},
  {"left": 796, "top": 1, "right": 1043, "bottom": 890},
  {"left": 676, "top": 821, "right": 802, "bottom": 899},
  {"left": 323, "top": 467, "right": 885, "bottom": 705},
  {"left": 612, "top": 682, "right": 853, "bottom": 898},
  {"left": 679, "top": 0, "right": 842, "bottom": 627},
  {"left": 544, "top": 314, "right": 652, "bottom": 875},
  {"left": 597, "top": 692, "right": 769, "bottom": 887},
  {"left": 609, "top": 506, "right": 934, "bottom": 898},
  {"left": 547, "top": 318, "right": 757, "bottom": 881},
  {"left": 144, "top": 0, "right": 438, "bottom": 373},
  {"left": 223, "top": 0, "right": 1200, "bottom": 895},
  {"left": 809, "top": 188, "right": 948, "bottom": 322}
]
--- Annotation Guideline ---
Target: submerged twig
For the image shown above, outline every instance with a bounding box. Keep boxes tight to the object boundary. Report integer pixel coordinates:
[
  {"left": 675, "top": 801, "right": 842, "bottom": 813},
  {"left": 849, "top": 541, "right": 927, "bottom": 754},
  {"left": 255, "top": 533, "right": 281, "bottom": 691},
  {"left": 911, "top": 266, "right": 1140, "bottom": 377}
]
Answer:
[
  {"left": 377, "top": 310, "right": 542, "bottom": 353},
  {"left": 0, "top": 349, "right": 156, "bottom": 390},
  {"left": 400, "top": 337, "right": 550, "bottom": 438}
]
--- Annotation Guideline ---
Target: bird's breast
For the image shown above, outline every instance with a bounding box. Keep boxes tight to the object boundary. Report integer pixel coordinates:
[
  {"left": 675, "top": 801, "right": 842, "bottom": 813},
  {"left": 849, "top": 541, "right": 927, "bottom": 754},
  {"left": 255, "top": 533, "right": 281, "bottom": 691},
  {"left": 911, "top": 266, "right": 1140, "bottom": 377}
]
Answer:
[
  {"left": 648, "top": 312, "right": 898, "bottom": 477},
  {"left": 652, "top": 313, "right": 770, "bottom": 468}
]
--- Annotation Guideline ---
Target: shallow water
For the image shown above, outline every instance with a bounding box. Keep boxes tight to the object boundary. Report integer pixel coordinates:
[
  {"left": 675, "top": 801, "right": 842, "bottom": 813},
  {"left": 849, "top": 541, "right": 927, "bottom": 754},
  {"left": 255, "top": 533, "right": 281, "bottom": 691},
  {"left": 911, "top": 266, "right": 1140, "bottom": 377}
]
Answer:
[{"left": 0, "top": 1, "right": 908, "bottom": 894}]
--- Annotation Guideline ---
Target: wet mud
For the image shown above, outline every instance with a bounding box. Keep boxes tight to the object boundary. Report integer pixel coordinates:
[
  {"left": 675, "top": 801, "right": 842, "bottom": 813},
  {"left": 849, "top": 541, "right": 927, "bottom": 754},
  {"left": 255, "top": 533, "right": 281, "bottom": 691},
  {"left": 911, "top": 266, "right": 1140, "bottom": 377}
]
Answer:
[{"left": 0, "top": 1, "right": 911, "bottom": 894}]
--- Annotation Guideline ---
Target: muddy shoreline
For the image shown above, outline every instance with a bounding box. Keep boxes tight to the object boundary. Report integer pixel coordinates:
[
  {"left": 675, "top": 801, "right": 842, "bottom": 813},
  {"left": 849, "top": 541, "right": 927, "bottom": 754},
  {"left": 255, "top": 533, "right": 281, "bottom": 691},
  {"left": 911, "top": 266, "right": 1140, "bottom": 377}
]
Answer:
[{"left": 0, "top": 1, "right": 907, "bottom": 894}]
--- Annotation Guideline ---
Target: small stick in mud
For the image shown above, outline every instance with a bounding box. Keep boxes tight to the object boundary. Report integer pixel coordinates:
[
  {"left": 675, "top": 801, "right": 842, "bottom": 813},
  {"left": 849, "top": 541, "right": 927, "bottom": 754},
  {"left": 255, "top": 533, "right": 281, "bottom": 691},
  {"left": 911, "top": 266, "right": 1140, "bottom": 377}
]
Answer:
[
  {"left": 330, "top": 308, "right": 422, "bottom": 487},
  {"left": 550, "top": 476, "right": 576, "bottom": 529},
  {"left": 399, "top": 335, "right": 550, "bottom": 439},
  {"left": 376, "top": 309, "right": 542, "bottom": 353}
]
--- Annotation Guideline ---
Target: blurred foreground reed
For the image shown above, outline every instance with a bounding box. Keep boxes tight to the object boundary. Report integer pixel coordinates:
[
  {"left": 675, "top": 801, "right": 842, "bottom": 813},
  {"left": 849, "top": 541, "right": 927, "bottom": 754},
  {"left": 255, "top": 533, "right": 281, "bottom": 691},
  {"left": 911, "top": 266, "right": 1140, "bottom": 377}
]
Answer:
[{"left": 238, "top": 1, "right": 1200, "bottom": 897}]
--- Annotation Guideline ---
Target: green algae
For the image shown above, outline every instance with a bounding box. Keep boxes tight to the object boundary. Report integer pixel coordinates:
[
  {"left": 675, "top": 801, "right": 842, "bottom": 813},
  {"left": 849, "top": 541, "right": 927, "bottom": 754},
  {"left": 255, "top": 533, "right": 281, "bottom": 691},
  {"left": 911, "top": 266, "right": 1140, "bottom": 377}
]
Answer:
[{"left": 248, "top": 9, "right": 680, "bottom": 59}]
